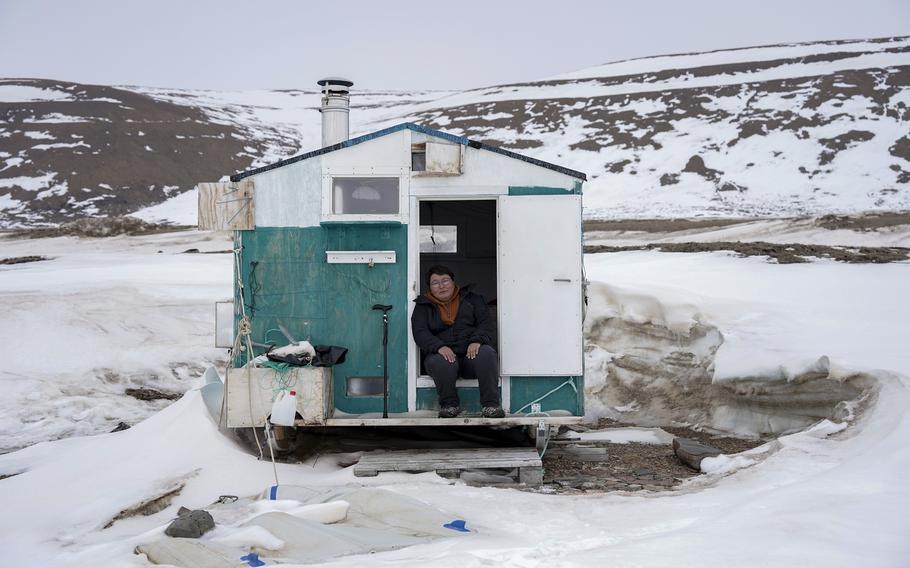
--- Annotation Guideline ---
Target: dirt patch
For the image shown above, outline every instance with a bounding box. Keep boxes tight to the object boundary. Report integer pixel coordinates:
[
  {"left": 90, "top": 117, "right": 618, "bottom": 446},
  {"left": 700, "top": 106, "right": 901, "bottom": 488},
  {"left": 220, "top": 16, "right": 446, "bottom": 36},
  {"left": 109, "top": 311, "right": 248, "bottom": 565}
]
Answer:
[
  {"left": 583, "top": 218, "right": 752, "bottom": 233},
  {"left": 813, "top": 212, "right": 910, "bottom": 231},
  {"left": 538, "top": 421, "right": 764, "bottom": 493},
  {"left": 277, "top": 424, "right": 763, "bottom": 494},
  {"left": 584, "top": 241, "right": 910, "bottom": 263},
  {"left": 0, "top": 255, "right": 49, "bottom": 265}
]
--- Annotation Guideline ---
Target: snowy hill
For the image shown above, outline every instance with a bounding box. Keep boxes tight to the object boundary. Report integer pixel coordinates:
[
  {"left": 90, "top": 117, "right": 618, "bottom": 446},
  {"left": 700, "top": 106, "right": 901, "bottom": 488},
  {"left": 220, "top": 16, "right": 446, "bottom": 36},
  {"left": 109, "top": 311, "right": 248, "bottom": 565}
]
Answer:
[{"left": 2, "top": 36, "right": 909, "bottom": 226}]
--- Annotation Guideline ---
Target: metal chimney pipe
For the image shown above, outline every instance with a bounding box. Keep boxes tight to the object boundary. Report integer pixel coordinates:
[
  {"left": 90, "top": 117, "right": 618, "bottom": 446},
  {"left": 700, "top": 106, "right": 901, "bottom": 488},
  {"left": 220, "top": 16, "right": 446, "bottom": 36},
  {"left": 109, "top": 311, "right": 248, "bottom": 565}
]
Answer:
[{"left": 317, "top": 77, "right": 353, "bottom": 147}]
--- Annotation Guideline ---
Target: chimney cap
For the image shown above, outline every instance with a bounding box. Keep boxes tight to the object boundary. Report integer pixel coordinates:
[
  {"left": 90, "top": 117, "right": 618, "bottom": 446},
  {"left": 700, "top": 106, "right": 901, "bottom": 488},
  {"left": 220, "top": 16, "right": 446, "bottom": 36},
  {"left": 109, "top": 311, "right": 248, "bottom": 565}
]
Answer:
[{"left": 317, "top": 77, "right": 354, "bottom": 88}]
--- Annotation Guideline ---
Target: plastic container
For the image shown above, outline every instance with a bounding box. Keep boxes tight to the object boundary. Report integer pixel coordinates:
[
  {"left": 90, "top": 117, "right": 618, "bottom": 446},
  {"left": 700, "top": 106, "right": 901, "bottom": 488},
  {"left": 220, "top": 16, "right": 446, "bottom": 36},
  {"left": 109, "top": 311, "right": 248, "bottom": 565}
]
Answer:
[{"left": 270, "top": 390, "right": 297, "bottom": 426}]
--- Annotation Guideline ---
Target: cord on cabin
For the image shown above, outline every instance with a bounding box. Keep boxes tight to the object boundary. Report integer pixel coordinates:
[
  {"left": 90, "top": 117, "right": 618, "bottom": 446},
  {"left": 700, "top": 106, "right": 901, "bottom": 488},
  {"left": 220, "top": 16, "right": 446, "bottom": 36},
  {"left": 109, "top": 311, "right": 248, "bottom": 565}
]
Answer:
[
  {"left": 234, "top": 246, "right": 265, "bottom": 461},
  {"left": 512, "top": 377, "right": 579, "bottom": 415}
]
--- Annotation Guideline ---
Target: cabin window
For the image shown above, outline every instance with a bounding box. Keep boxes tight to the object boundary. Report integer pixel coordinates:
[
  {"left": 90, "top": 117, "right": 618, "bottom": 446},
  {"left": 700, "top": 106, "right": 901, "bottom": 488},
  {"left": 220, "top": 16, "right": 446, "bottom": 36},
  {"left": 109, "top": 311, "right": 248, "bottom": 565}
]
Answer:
[
  {"left": 419, "top": 225, "right": 457, "bottom": 253},
  {"left": 332, "top": 177, "right": 399, "bottom": 215},
  {"left": 411, "top": 146, "right": 427, "bottom": 172}
]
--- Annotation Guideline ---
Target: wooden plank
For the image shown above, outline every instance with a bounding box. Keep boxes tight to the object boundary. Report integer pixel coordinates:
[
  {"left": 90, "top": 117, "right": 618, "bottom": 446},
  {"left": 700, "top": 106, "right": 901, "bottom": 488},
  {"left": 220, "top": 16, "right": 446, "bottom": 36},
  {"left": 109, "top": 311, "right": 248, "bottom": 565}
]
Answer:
[
  {"left": 354, "top": 447, "right": 541, "bottom": 477},
  {"left": 519, "top": 467, "right": 543, "bottom": 485},
  {"left": 198, "top": 180, "right": 254, "bottom": 230},
  {"left": 544, "top": 445, "right": 610, "bottom": 462}
]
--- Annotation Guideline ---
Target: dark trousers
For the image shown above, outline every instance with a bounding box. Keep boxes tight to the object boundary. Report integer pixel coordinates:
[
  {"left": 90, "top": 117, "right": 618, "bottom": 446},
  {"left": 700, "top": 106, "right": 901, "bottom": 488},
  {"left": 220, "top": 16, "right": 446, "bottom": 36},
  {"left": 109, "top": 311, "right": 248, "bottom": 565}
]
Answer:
[{"left": 424, "top": 345, "right": 501, "bottom": 408}]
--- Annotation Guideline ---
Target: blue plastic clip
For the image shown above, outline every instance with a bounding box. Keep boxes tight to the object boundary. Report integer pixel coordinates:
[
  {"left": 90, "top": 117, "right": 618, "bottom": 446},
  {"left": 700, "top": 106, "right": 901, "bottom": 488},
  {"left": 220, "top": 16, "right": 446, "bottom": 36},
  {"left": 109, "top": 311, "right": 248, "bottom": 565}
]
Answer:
[
  {"left": 240, "top": 552, "right": 265, "bottom": 566},
  {"left": 443, "top": 519, "right": 469, "bottom": 532}
]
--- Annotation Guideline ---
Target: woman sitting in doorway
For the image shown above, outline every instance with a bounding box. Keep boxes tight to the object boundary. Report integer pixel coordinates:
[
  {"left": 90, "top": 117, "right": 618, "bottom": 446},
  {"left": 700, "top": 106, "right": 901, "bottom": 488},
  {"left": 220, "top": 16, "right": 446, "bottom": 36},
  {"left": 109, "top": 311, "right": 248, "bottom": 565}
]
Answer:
[{"left": 411, "top": 265, "right": 505, "bottom": 418}]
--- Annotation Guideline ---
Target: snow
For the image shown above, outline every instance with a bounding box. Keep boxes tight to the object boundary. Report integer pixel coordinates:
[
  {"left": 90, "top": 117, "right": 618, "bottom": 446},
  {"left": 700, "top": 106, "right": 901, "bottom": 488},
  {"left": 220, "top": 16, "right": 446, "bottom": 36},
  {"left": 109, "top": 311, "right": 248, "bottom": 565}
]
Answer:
[
  {"left": 0, "top": 232, "right": 232, "bottom": 453},
  {"left": 21, "top": 112, "right": 98, "bottom": 124},
  {"left": 31, "top": 141, "right": 90, "bottom": 150},
  {"left": 560, "top": 427, "right": 675, "bottom": 444},
  {"left": 0, "top": 171, "right": 57, "bottom": 191},
  {"left": 23, "top": 130, "right": 55, "bottom": 140},
  {"left": 546, "top": 37, "right": 910, "bottom": 82},
  {"left": 0, "top": 229, "right": 908, "bottom": 566},
  {"left": 411, "top": 51, "right": 910, "bottom": 111},
  {"left": 129, "top": 188, "right": 199, "bottom": 226},
  {"left": 0, "top": 84, "right": 74, "bottom": 103},
  {"left": 587, "top": 251, "right": 910, "bottom": 381}
]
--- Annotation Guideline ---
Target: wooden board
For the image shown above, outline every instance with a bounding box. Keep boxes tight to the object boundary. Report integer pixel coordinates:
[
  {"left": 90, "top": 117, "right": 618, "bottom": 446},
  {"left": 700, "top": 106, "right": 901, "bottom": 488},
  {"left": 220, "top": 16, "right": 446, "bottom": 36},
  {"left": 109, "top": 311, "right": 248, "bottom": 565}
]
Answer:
[
  {"left": 198, "top": 180, "right": 254, "bottom": 231},
  {"left": 354, "top": 447, "right": 543, "bottom": 484}
]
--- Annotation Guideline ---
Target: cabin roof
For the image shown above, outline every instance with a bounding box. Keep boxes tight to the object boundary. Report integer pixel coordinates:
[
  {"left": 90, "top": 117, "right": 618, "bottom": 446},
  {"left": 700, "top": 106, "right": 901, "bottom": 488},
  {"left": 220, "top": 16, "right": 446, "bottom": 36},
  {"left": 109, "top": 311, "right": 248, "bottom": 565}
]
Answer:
[{"left": 229, "top": 122, "right": 587, "bottom": 182}]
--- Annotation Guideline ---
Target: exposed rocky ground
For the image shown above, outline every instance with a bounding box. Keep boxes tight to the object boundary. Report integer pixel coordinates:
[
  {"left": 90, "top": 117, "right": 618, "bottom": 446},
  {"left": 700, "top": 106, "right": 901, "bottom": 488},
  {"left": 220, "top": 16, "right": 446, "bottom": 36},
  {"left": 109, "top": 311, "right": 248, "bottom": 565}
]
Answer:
[
  {"left": 585, "top": 241, "right": 910, "bottom": 263},
  {"left": 540, "top": 421, "right": 764, "bottom": 494},
  {"left": 0, "top": 79, "right": 258, "bottom": 226}
]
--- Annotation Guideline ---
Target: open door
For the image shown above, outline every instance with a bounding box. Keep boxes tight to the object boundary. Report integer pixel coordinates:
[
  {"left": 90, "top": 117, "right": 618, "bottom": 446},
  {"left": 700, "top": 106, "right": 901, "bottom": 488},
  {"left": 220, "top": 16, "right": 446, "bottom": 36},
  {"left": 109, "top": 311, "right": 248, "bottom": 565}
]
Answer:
[{"left": 498, "top": 195, "right": 583, "bottom": 376}]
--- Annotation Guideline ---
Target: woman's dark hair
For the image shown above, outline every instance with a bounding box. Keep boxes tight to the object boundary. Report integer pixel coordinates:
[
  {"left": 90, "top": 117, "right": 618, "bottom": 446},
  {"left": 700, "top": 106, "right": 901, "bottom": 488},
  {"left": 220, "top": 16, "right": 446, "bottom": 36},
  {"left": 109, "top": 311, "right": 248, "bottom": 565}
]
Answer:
[{"left": 425, "top": 265, "right": 455, "bottom": 287}]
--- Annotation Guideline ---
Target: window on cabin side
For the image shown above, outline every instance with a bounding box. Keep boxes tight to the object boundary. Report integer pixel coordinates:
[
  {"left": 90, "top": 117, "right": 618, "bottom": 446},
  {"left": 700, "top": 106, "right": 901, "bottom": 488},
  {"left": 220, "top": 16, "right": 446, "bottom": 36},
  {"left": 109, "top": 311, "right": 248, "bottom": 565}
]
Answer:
[
  {"left": 331, "top": 177, "right": 399, "bottom": 214},
  {"left": 412, "top": 143, "right": 426, "bottom": 171},
  {"left": 419, "top": 225, "right": 457, "bottom": 253}
]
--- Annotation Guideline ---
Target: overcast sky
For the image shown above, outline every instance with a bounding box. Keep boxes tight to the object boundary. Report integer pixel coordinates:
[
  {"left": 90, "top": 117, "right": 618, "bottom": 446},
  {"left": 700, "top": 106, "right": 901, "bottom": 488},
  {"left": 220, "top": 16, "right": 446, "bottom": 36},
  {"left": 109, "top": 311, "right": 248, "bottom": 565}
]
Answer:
[{"left": 1, "top": 0, "right": 907, "bottom": 91}]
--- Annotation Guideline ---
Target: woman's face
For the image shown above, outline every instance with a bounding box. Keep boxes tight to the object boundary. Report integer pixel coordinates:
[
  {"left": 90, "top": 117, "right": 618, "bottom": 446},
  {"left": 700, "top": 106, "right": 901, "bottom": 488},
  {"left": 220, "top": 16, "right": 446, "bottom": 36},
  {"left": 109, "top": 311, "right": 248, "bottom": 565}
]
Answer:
[{"left": 429, "top": 273, "right": 455, "bottom": 302}]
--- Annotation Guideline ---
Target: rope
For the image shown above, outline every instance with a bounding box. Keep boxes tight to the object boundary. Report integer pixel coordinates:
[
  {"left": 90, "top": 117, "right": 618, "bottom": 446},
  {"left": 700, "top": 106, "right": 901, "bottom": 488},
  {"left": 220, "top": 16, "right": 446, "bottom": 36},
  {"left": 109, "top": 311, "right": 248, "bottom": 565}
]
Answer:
[
  {"left": 233, "top": 244, "right": 265, "bottom": 462},
  {"left": 264, "top": 422, "right": 280, "bottom": 486},
  {"left": 258, "top": 359, "right": 298, "bottom": 398}
]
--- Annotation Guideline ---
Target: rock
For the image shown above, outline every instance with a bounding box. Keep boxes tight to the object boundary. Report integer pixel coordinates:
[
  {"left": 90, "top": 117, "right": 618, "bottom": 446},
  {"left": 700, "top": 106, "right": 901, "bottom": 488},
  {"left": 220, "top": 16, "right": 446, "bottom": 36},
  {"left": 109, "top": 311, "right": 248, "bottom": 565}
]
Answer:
[
  {"left": 110, "top": 422, "right": 130, "bottom": 432},
  {"left": 659, "top": 173, "right": 680, "bottom": 186},
  {"left": 125, "top": 387, "right": 181, "bottom": 401},
  {"left": 673, "top": 437, "right": 722, "bottom": 470},
  {"left": 164, "top": 507, "right": 215, "bottom": 538}
]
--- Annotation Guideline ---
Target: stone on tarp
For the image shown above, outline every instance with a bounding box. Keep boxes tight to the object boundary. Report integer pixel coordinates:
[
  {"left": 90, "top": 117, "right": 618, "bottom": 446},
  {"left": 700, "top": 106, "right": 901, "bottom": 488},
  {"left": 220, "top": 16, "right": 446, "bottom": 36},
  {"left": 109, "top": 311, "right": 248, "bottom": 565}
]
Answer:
[
  {"left": 673, "top": 437, "right": 722, "bottom": 470},
  {"left": 165, "top": 507, "right": 215, "bottom": 538}
]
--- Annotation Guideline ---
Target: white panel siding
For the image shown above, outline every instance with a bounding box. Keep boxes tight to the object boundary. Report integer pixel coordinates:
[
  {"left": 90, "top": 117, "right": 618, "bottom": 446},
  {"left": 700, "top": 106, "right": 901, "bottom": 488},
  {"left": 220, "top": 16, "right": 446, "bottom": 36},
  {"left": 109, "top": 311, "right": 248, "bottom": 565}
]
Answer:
[
  {"left": 410, "top": 144, "right": 579, "bottom": 195},
  {"left": 322, "top": 129, "right": 410, "bottom": 170},
  {"left": 252, "top": 157, "right": 322, "bottom": 228}
]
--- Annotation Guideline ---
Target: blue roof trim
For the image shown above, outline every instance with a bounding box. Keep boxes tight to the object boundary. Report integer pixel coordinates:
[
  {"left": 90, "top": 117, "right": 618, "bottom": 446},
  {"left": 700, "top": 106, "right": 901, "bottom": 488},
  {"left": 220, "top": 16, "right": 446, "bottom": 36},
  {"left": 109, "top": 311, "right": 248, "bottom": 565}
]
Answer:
[{"left": 229, "top": 123, "right": 587, "bottom": 182}]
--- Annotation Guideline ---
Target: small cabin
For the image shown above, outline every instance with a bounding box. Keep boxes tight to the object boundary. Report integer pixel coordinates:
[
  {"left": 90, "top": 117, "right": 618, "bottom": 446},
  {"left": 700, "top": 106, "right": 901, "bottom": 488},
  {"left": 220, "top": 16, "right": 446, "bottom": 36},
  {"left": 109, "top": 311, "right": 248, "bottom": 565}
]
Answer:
[{"left": 200, "top": 79, "right": 587, "bottom": 428}]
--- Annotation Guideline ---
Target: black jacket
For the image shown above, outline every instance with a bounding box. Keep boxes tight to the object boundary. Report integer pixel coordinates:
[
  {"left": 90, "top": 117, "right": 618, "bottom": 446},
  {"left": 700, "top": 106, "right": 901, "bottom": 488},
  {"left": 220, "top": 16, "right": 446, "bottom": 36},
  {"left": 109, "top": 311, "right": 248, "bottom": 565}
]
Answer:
[{"left": 411, "top": 283, "right": 495, "bottom": 356}]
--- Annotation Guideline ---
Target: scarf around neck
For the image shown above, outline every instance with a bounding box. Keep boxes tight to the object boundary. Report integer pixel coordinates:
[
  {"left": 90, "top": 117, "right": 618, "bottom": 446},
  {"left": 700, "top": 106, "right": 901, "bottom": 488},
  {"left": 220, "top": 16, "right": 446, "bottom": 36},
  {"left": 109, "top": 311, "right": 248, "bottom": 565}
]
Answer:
[{"left": 427, "top": 285, "right": 461, "bottom": 325}]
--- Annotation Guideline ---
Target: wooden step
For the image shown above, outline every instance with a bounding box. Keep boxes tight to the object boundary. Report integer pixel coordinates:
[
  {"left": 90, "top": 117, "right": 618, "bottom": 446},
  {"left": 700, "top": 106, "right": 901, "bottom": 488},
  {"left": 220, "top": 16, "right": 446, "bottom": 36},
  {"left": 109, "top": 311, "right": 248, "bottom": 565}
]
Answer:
[{"left": 354, "top": 447, "right": 543, "bottom": 485}]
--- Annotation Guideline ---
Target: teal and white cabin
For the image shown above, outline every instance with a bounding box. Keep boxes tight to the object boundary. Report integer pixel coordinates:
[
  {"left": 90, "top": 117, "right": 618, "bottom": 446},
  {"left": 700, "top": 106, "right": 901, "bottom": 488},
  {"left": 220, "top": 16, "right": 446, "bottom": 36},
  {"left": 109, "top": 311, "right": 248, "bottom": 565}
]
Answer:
[{"left": 200, "top": 79, "right": 587, "bottom": 429}]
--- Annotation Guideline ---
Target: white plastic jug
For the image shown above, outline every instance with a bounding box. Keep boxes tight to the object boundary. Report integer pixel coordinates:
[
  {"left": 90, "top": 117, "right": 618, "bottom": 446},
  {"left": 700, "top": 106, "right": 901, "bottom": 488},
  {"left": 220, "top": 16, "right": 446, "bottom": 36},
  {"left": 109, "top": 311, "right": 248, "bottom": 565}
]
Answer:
[{"left": 270, "top": 390, "right": 297, "bottom": 426}]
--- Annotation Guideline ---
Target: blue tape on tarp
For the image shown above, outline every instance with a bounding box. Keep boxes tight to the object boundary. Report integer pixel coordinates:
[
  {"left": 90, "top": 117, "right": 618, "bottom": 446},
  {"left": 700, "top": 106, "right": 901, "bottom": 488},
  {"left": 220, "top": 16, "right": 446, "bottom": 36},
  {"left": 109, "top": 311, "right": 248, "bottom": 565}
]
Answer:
[
  {"left": 240, "top": 552, "right": 265, "bottom": 566},
  {"left": 443, "top": 519, "right": 470, "bottom": 532}
]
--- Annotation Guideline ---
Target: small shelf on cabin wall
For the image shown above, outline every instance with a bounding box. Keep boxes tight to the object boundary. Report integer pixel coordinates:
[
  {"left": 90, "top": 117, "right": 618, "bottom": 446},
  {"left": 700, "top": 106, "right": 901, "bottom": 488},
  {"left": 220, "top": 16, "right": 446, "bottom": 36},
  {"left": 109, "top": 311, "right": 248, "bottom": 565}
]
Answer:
[{"left": 326, "top": 251, "right": 396, "bottom": 264}]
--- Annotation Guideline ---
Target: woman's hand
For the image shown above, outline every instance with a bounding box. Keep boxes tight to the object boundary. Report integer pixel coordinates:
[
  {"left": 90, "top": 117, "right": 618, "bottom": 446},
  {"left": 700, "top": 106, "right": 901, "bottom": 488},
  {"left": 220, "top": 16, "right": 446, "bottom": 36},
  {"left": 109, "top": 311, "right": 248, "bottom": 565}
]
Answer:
[
  {"left": 467, "top": 342, "right": 481, "bottom": 359},
  {"left": 438, "top": 346, "right": 456, "bottom": 363}
]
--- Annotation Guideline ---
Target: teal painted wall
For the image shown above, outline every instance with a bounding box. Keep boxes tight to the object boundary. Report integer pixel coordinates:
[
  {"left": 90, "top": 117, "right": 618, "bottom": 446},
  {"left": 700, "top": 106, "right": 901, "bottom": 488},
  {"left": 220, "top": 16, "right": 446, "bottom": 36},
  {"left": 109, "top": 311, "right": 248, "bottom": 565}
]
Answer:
[
  {"left": 416, "top": 377, "right": 581, "bottom": 415},
  {"left": 235, "top": 225, "right": 408, "bottom": 414},
  {"left": 415, "top": 386, "right": 501, "bottom": 413},
  {"left": 509, "top": 376, "right": 583, "bottom": 415}
]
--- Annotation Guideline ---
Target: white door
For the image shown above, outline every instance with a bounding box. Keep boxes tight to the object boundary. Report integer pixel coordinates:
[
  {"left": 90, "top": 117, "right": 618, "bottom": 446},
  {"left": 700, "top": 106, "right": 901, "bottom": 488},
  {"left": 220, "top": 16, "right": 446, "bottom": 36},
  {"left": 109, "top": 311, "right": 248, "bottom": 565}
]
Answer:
[{"left": 498, "top": 195, "right": 583, "bottom": 376}]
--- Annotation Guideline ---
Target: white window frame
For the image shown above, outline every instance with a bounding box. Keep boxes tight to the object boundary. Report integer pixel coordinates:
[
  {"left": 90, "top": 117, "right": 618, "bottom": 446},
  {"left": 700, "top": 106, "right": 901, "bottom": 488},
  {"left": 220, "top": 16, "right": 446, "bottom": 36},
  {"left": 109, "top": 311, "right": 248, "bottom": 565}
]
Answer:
[{"left": 321, "top": 166, "right": 409, "bottom": 223}]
